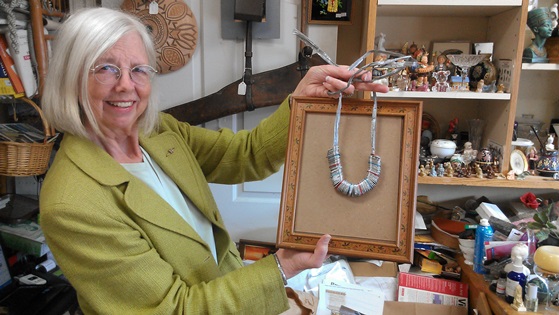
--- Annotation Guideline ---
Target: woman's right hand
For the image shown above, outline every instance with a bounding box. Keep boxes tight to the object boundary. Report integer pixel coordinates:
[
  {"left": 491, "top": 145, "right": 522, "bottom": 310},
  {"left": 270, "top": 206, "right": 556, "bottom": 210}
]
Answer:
[{"left": 274, "top": 234, "right": 331, "bottom": 279}]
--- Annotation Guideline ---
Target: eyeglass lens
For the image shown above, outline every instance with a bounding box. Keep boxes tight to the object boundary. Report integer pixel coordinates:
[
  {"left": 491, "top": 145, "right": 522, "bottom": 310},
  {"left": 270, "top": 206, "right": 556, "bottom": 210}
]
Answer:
[{"left": 92, "top": 64, "right": 156, "bottom": 85}]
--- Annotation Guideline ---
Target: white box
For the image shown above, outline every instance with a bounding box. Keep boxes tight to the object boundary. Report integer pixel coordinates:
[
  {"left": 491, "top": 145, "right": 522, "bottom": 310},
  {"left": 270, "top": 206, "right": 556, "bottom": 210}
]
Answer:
[{"left": 476, "top": 202, "right": 510, "bottom": 223}]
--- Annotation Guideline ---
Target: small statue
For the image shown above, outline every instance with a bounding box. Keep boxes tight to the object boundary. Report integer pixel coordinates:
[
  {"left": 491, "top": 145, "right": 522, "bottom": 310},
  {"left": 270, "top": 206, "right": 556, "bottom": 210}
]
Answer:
[
  {"left": 444, "top": 162, "right": 454, "bottom": 177},
  {"left": 437, "top": 163, "right": 445, "bottom": 177},
  {"left": 374, "top": 32, "right": 386, "bottom": 51},
  {"left": 418, "top": 165, "right": 427, "bottom": 177},
  {"left": 551, "top": 3, "right": 558, "bottom": 29},
  {"left": 527, "top": 145, "right": 539, "bottom": 173},
  {"left": 430, "top": 163, "right": 438, "bottom": 177},
  {"left": 462, "top": 142, "right": 478, "bottom": 166},
  {"left": 497, "top": 83, "right": 505, "bottom": 93},
  {"left": 523, "top": 7, "right": 554, "bottom": 63},
  {"left": 476, "top": 79, "right": 484, "bottom": 93},
  {"left": 546, "top": 134, "right": 555, "bottom": 151},
  {"left": 412, "top": 52, "right": 434, "bottom": 91},
  {"left": 511, "top": 284, "right": 527, "bottom": 311},
  {"left": 432, "top": 70, "right": 451, "bottom": 92},
  {"left": 475, "top": 164, "right": 484, "bottom": 178}
]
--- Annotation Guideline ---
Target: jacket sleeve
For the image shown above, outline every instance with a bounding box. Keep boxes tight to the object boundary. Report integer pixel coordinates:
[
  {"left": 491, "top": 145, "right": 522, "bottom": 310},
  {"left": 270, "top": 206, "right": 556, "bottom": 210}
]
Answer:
[
  {"left": 40, "top": 185, "right": 290, "bottom": 314},
  {"left": 158, "top": 96, "right": 292, "bottom": 184}
]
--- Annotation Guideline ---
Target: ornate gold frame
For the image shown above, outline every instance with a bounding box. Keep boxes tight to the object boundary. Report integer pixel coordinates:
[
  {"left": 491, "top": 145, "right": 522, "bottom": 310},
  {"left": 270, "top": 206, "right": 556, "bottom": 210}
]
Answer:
[{"left": 277, "top": 96, "right": 422, "bottom": 262}]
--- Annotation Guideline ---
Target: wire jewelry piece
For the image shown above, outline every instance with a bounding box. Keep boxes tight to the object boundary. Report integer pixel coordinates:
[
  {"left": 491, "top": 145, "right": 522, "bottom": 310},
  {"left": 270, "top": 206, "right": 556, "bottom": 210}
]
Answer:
[{"left": 294, "top": 29, "right": 414, "bottom": 196}]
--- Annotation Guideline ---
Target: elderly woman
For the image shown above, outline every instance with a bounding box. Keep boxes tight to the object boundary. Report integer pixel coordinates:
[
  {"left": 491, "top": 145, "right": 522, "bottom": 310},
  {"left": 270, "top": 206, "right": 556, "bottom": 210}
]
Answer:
[{"left": 39, "top": 7, "right": 387, "bottom": 314}]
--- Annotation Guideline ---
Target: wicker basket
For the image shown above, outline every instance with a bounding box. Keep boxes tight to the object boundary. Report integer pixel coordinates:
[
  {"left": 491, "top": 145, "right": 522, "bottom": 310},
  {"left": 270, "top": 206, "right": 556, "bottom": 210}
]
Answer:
[{"left": 0, "top": 97, "right": 54, "bottom": 177}]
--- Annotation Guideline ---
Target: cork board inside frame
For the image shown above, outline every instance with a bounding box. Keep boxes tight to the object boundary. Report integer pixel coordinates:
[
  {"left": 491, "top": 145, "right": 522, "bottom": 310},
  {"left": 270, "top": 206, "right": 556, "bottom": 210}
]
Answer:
[
  {"left": 308, "top": 0, "right": 353, "bottom": 25},
  {"left": 276, "top": 97, "right": 422, "bottom": 263}
]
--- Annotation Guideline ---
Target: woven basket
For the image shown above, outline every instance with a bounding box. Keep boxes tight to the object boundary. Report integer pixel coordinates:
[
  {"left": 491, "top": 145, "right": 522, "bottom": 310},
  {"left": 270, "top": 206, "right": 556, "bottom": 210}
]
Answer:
[{"left": 0, "top": 97, "right": 54, "bottom": 177}]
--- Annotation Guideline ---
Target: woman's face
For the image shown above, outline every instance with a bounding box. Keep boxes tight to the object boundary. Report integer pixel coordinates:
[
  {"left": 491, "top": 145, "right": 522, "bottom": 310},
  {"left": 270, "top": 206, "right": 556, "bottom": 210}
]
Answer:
[{"left": 87, "top": 32, "right": 151, "bottom": 137}]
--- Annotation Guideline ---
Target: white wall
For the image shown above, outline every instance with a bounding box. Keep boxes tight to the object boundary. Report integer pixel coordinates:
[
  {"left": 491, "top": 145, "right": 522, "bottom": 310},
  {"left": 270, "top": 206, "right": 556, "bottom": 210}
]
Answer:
[{"left": 106, "top": 0, "right": 338, "bottom": 111}]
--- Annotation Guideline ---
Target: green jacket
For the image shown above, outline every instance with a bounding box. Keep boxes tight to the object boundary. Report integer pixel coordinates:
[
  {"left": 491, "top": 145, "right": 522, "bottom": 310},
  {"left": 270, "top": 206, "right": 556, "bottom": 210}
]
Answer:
[{"left": 40, "top": 99, "right": 291, "bottom": 314}]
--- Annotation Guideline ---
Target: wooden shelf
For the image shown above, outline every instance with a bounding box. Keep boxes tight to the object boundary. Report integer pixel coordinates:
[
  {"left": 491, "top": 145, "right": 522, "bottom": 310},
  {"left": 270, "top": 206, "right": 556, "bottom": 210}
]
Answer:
[
  {"left": 522, "top": 63, "right": 559, "bottom": 71},
  {"left": 458, "top": 255, "right": 559, "bottom": 314},
  {"left": 377, "top": 0, "right": 522, "bottom": 17},
  {"left": 417, "top": 174, "right": 559, "bottom": 189},
  {"left": 376, "top": 91, "right": 511, "bottom": 100}
]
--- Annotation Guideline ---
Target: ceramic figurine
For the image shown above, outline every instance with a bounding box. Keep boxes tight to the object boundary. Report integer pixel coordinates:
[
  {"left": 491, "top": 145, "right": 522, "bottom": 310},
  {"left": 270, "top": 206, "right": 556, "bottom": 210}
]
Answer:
[
  {"left": 511, "top": 285, "right": 527, "bottom": 311},
  {"left": 462, "top": 142, "right": 478, "bottom": 166},
  {"left": 551, "top": 3, "right": 558, "bottom": 29},
  {"left": 476, "top": 79, "right": 484, "bottom": 93},
  {"left": 374, "top": 32, "right": 386, "bottom": 51},
  {"left": 413, "top": 52, "right": 434, "bottom": 90},
  {"left": 437, "top": 163, "right": 445, "bottom": 177},
  {"left": 418, "top": 165, "right": 427, "bottom": 176},
  {"left": 546, "top": 134, "right": 555, "bottom": 151},
  {"left": 444, "top": 162, "right": 454, "bottom": 177},
  {"left": 527, "top": 146, "right": 539, "bottom": 173},
  {"left": 475, "top": 164, "right": 484, "bottom": 178},
  {"left": 477, "top": 148, "right": 493, "bottom": 166},
  {"left": 431, "top": 70, "right": 451, "bottom": 92},
  {"left": 523, "top": 7, "right": 554, "bottom": 63},
  {"left": 430, "top": 163, "right": 438, "bottom": 177},
  {"left": 497, "top": 83, "right": 505, "bottom": 93}
]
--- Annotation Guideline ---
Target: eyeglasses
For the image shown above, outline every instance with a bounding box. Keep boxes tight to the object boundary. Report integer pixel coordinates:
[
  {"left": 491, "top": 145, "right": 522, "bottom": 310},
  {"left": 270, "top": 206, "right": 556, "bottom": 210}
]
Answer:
[{"left": 90, "top": 64, "right": 158, "bottom": 86}]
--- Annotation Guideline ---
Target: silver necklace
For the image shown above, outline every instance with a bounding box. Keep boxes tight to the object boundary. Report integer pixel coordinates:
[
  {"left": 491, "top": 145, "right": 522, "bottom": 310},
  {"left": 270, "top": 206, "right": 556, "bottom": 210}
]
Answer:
[{"left": 294, "top": 29, "right": 414, "bottom": 197}]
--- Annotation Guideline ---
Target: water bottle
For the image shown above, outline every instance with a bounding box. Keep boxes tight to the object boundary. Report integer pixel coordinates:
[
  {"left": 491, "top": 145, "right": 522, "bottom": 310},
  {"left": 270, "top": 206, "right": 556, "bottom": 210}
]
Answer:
[{"left": 474, "top": 218, "right": 493, "bottom": 273}]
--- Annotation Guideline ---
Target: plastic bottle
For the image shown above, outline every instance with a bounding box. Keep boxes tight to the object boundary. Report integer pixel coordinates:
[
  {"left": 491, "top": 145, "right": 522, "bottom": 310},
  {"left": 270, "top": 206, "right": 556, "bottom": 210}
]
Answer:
[
  {"left": 496, "top": 270, "right": 507, "bottom": 296},
  {"left": 505, "top": 255, "right": 527, "bottom": 304},
  {"left": 525, "top": 282, "right": 538, "bottom": 312},
  {"left": 473, "top": 218, "right": 493, "bottom": 273}
]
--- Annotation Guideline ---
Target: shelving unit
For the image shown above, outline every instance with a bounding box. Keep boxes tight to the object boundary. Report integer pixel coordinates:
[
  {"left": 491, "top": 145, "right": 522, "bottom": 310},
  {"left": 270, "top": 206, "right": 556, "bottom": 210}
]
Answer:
[
  {"left": 335, "top": 1, "right": 559, "bottom": 312},
  {"left": 336, "top": 0, "right": 558, "bottom": 190}
]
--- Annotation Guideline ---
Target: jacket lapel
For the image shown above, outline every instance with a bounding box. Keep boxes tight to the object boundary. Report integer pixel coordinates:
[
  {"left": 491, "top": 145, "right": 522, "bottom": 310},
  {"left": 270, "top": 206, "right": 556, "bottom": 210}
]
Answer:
[{"left": 63, "top": 134, "right": 209, "bottom": 248}]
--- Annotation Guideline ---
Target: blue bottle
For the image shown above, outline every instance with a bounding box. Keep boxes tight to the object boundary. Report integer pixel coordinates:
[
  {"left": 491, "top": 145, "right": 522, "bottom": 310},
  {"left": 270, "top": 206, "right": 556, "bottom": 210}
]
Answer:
[
  {"left": 473, "top": 218, "right": 493, "bottom": 274},
  {"left": 505, "top": 256, "right": 527, "bottom": 304}
]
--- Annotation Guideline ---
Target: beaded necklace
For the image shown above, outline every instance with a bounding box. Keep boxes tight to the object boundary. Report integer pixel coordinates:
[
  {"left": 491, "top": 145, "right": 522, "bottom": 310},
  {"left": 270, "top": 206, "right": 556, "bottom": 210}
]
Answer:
[{"left": 294, "top": 29, "right": 414, "bottom": 197}]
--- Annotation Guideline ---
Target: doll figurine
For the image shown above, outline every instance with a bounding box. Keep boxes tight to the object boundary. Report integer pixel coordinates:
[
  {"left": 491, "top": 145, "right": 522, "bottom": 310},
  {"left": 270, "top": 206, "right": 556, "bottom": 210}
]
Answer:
[
  {"left": 511, "top": 285, "right": 527, "bottom": 311},
  {"left": 546, "top": 133, "right": 555, "bottom": 151},
  {"left": 523, "top": 7, "right": 554, "bottom": 63}
]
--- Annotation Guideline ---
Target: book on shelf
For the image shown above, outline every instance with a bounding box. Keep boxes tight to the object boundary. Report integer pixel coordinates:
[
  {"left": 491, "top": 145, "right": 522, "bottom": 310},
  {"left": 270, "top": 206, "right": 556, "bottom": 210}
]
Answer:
[
  {"left": 0, "top": 220, "right": 50, "bottom": 257},
  {"left": 0, "top": 60, "right": 23, "bottom": 98},
  {"left": 0, "top": 35, "right": 24, "bottom": 96},
  {"left": 3, "top": 30, "right": 37, "bottom": 98}
]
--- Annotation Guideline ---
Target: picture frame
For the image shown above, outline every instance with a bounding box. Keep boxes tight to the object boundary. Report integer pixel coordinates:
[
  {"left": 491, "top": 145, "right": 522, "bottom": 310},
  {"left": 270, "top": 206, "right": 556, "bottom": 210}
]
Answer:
[
  {"left": 276, "top": 97, "right": 422, "bottom": 263},
  {"left": 238, "top": 239, "right": 277, "bottom": 261},
  {"left": 308, "top": 0, "right": 353, "bottom": 25}
]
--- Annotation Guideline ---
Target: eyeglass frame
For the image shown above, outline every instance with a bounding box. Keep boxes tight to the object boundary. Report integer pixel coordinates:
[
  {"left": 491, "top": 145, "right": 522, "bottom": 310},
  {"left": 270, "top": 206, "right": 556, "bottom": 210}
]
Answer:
[{"left": 89, "top": 63, "right": 158, "bottom": 86}]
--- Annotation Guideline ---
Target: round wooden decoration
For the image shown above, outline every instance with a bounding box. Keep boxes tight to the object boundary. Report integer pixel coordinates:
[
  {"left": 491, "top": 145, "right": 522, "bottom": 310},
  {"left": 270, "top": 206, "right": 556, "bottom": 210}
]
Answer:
[{"left": 121, "top": 0, "right": 198, "bottom": 74}]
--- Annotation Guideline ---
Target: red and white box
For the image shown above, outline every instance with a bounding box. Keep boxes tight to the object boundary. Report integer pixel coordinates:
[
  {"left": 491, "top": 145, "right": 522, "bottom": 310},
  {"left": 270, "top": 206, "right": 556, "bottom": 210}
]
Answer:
[{"left": 397, "top": 272, "right": 468, "bottom": 308}]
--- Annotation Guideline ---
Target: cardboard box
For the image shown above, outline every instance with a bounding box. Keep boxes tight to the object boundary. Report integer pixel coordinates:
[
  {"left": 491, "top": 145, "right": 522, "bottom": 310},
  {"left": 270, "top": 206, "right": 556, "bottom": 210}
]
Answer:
[
  {"left": 383, "top": 301, "right": 467, "bottom": 315},
  {"left": 349, "top": 261, "right": 398, "bottom": 277}
]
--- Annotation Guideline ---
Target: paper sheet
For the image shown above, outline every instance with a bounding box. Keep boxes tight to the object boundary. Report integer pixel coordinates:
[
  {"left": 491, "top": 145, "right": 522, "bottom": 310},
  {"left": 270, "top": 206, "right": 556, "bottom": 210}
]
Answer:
[{"left": 316, "top": 279, "right": 384, "bottom": 315}]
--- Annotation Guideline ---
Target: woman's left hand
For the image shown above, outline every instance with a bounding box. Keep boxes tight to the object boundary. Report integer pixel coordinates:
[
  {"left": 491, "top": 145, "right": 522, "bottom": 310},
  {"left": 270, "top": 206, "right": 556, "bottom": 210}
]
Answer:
[{"left": 292, "top": 65, "right": 389, "bottom": 99}]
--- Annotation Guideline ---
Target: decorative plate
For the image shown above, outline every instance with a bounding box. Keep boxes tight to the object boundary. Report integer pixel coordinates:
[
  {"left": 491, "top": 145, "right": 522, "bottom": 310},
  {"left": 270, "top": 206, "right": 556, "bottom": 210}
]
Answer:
[
  {"left": 121, "top": 0, "right": 198, "bottom": 74},
  {"left": 510, "top": 149, "right": 528, "bottom": 175}
]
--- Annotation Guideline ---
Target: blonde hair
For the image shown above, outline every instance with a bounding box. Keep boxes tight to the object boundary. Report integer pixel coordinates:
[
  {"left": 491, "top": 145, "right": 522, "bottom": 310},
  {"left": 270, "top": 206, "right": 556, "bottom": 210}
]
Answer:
[{"left": 42, "top": 7, "right": 159, "bottom": 139}]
